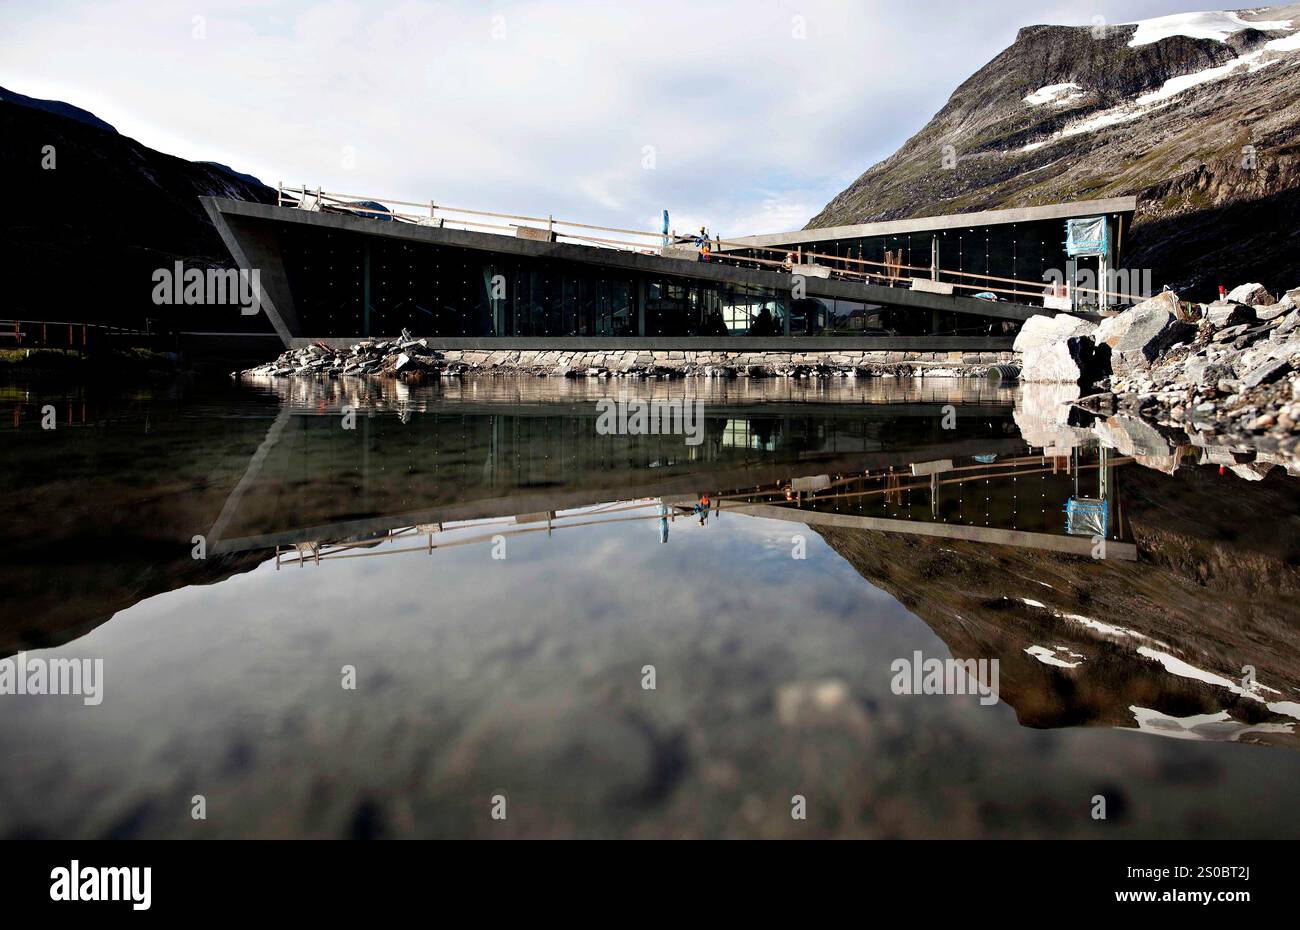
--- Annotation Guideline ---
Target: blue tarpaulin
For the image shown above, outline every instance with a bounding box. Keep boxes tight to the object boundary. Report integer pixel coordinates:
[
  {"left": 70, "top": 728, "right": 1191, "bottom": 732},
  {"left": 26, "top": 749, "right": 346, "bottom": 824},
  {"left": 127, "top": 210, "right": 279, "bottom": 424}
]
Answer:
[{"left": 1065, "top": 216, "right": 1108, "bottom": 257}]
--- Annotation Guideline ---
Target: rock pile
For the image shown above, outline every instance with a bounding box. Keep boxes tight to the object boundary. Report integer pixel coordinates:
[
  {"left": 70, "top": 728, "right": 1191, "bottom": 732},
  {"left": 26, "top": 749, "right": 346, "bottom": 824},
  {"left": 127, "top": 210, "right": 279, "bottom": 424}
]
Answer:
[
  {"left": 241, "top": 331, "right": 1018, "bottom": 382},
  {"left": 1019, "top": 283, "right": 1300, "bottom": 458},
  {"left": 241, "top": 331, "right": 471, "bottom": 383}
]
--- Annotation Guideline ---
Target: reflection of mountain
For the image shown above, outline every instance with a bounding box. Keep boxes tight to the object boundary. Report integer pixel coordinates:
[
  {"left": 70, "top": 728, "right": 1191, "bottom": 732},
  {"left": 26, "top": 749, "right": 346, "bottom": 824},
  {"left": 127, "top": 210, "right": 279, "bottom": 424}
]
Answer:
[
  {"left": 2, "top": 552, "right": 266, "bottom": 658},
  {"left": 816, "top": 465, "right": 1300, "bottom": 745}
]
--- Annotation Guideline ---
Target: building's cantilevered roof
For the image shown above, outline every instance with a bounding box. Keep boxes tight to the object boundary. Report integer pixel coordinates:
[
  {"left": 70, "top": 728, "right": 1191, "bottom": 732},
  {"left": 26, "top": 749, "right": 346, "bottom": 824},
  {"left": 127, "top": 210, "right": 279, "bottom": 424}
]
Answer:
[{"left": 722, "top": 196, "right": 1138, "bottom": 251}]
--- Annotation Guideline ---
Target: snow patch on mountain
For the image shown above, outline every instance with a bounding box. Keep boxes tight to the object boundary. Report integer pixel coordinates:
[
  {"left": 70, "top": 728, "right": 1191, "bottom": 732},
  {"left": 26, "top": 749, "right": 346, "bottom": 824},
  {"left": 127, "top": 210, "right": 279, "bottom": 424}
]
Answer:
[
  {"left": 1024, "top": 82, "right": 1083, "bottom": 106},
  {"left": 1024, "top": 645, "right": 1084, "bottom": 668},
  {"left": 1022, "top": 26, "right": 1300, "bottom": 152},
  {"left": 1125, "top": 10, "right": 1293, "bottom": 47}
]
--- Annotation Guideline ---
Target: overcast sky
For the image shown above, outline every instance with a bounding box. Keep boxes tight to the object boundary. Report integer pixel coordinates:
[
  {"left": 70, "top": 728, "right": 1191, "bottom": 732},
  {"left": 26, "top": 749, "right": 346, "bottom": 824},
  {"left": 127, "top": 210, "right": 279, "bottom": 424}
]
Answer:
[{"left": 2, "top": 1, "right": 1198, "bottom": 236}]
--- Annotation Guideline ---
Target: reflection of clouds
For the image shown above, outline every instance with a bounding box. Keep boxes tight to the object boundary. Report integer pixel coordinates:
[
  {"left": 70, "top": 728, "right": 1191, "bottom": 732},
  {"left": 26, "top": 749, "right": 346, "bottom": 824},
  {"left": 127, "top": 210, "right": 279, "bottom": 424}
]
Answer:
[{"left": 7, "top": 502, "right": 1300, "bottom": 838}]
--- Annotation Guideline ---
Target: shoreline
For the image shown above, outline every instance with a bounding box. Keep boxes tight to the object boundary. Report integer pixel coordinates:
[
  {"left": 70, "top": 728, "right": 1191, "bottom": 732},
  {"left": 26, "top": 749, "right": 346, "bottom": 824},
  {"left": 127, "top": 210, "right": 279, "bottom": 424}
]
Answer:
[
  {"left": 1018, "top": 283, "right": 1300, "bottom": 463},
  {"left": 241, "top": 339, "right": 1019, "bottom": 381}
]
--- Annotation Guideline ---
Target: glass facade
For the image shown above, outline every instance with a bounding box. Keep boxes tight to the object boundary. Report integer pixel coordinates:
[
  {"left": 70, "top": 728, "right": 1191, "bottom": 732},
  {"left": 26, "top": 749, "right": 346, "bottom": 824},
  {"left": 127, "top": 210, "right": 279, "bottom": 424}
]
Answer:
[
  {"left": 644, "top": 279, "right": 788, "bottom": 337},
  {"left": 272, "top": 216, "right": 1082, "bottom": 339},
  {"left": 277, "top": 224, "right": 805, "bottom": 338},
  {"left": 721, "top": 215, "right": 1106, "bottom": 335},
  {"left": 728, "top": 222, "right": 1058, "bottom": 295}
]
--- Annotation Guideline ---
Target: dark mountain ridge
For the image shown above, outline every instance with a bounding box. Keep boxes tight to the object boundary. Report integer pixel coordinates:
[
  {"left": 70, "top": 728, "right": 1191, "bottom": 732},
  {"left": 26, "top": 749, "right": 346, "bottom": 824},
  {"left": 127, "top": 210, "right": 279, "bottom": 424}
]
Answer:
[{"left": 0, "top": 87, "right": 276, "bottom": 333}]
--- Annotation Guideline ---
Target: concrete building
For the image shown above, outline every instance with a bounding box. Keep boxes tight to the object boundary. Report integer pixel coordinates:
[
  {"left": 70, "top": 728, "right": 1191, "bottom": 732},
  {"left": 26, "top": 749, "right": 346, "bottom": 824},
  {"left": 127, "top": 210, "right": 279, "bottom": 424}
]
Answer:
[{"left": 202, "top": 194, "right": 1136, "bottom": 353}]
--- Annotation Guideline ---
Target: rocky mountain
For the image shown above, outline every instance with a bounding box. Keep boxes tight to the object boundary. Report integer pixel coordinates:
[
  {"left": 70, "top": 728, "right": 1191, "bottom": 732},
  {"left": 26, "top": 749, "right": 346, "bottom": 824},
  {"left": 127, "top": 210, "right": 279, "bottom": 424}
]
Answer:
[
  {"left": 0, "top": 87, "right": 276, "bottom": 333},
  {"left": 808, "top": 7, "right": 1300, "bottom": 301}
]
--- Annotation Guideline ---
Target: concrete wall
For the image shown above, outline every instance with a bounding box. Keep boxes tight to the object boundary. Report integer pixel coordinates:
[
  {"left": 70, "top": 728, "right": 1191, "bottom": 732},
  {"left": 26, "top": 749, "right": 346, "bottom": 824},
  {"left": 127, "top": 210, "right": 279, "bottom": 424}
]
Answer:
[{"left": 384, "top": 346, "right": 1017, "bottom": 372}]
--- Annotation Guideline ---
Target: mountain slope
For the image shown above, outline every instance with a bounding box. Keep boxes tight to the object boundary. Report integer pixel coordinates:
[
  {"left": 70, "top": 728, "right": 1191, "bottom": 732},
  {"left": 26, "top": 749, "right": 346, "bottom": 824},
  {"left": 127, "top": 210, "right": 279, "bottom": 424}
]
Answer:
[
  {"left": 807, "top": 7, "right": 1300, "bottom": 301},
  {"left": 0, "top": 86, "right": 118, "bottom": 133},
  {"left": 0, "top": 88, "right": 276, "bottom": 332}
]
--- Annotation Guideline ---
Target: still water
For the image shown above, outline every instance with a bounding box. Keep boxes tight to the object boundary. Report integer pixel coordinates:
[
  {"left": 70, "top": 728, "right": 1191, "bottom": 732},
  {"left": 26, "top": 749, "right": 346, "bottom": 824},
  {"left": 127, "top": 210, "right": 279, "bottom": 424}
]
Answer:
[{"left": 2, "top": 375, "right": 1299, "bottom": 838}]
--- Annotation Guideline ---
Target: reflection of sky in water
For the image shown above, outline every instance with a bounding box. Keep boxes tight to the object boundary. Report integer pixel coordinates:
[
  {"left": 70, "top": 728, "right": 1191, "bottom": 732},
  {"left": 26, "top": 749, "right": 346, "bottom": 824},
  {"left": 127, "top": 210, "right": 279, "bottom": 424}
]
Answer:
[{"left": 5, "top": 504, "right": 1300, "bottom": 840}]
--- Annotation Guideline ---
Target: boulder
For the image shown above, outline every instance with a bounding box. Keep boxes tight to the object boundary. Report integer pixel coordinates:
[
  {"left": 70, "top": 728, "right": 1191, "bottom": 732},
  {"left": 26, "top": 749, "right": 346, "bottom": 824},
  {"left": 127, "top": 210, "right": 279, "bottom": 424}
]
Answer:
[
  {"left": 1256, "top": 303, "right": 1292, "bottom": 322},
  {"left": 1185, "top": 355, "right": 1229, "bottom": 388},
  {"left": 1229, "top": 463, "right": 1271, "bottom": 482},
  {"left": 1111, "top": 304, "right": 1196, "bottom": 374},
  {"left": 1096, "top": 291, "right": 1181, "bottom": 347},
  {"left": 1226, "top": 283, "right": 1276, "bottom": 307},
  {"left": 1268, "top": 338, "right": 1300, "bottom": 362},
  {"left": 1242, "top": 358, "right": 1291, "bottom": 390},
  {"left": 1274, "top": 310, "right": 1300, "bottom": 338},
  {"left": 1021, "top": 335, "right": 1107, "bottom": 385},
  {"left": 1232, "top": 325, "right": 1273, "bottom": 350},
  {"left": 1213, "top": 324, "right": 1250, "bottom": 343},
  {"left": 1013, "top": 313, "right": 1096, "bottom": 354},
  {"left": 1203, "top": 302, "right": 1257, "bottom": 329}
]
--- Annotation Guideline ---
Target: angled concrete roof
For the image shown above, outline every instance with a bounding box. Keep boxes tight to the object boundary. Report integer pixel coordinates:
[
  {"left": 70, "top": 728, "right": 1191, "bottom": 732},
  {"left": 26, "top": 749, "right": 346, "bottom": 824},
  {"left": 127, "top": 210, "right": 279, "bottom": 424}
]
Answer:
[{"left": 723, "top": 196, "right": 1138, "bottom": 251}]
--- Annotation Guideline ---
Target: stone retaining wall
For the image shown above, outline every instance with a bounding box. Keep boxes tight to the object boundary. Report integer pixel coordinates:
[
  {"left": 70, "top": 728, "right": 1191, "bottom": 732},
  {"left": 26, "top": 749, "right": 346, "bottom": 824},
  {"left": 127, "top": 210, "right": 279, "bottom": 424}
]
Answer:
[
  {"left": 245, "top": 340, "right": 1020, "bottom": 381},
  {"left": 434, "top": 348, "right": 1017, "bottom": 372}
]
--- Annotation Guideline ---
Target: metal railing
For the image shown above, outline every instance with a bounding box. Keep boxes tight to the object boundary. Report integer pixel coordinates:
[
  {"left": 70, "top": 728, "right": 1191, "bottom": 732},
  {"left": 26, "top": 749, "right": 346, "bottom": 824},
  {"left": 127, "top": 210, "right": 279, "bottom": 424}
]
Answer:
[
  {"left": 275, "top": 185, "right": 1151, "bottom": 308},
  {"left": 0, "top": 319, "right": 166, "bottom": 352},
  {"left": 271, "top": 454, "right": 1136, "bottom": 569}
]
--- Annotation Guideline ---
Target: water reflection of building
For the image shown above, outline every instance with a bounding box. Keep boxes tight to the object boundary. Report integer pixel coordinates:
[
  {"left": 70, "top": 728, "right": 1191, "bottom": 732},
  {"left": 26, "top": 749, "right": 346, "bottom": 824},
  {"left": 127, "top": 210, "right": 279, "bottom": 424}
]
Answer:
[
  {"left": 679, "top": 450, "right": 1135, "bottom": 559},
  {"left": 205, "top": 381, "right": 1027, "bottom": 555},
  {"left": 253, "top": 444, "right": 1299, "bottom": 749},
  {"left": 7, "top": 380, "right": 1300, "bottom": 751}
]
